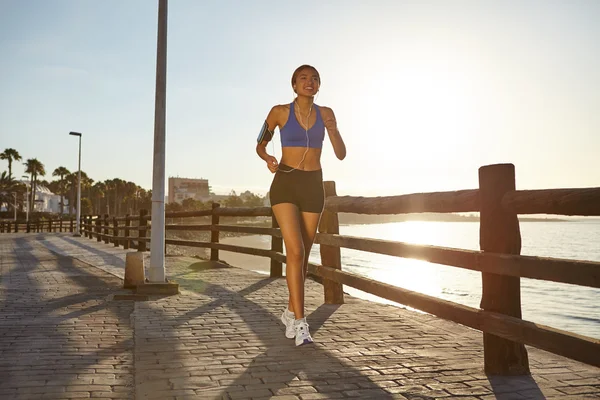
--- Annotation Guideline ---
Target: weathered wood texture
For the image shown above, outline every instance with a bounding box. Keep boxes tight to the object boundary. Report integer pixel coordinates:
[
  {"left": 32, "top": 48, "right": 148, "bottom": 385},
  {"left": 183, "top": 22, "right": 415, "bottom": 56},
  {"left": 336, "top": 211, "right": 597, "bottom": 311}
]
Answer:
[
  {"left": 324, "top": 189, "right": 479, "bottom": 214},
  {"left": 307, "top": 262, "right": 600, "bottom": 368},
  {"left": 138, "top": 209, "right": 148, "bottom": 252},
  {"left": 165, "top": 209, "right": 213, "bottom": 218},
  {"left": 210, "top": 203, "right": 220, "bottom": 261},
  {"left": 270, "top": 216, "right": 283, "bottom": 277},
  {"left": 503, "top": 187, "right": 600, "bottom": 216},
  {"left": 479, "top": 163, "right": 529, "bottom": 375},
  {"left": 214, "top": 206, "right": 272, "bottom": 217},
  {"left": 113, "top": 217, "right": 119, "bottom": 247},
  {"left": 164, "top": 224, "right": 280, "bottom": 237},
  {"left": 319, "top": 181, "right": 344, "bottom": 304},
  {"left": 95, "top": 215, "right": 102, "bottom": 242},
  {"left": 164, "top": 239, "right": 285, "bottom": 261},
  {"left": 124, "top": 215, "right": 131, "bottom": 249}
]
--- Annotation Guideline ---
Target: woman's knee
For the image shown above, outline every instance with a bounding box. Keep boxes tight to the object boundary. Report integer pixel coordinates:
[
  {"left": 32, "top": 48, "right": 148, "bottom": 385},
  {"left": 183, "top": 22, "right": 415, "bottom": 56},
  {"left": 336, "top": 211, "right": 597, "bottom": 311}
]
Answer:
[{"left": 285, "top": 244, "right": 305, "bottom": 266}]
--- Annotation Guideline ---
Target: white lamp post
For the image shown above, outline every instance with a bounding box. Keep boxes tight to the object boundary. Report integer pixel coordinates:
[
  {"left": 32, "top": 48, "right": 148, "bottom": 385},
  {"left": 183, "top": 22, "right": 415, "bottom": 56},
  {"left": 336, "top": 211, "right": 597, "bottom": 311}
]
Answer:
[
  {"left": 149, "top": 0, "right": 168, "bottom": 283},
  {"left": 69, "top": 131, "right": 82, "bottom": 237}
]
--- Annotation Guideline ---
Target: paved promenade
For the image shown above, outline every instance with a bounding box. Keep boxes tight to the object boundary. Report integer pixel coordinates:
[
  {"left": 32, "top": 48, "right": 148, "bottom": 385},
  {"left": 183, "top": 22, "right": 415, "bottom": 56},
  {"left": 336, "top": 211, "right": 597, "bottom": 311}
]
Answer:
[{"left": 0, "top": 233, "right": 598, "bottom": 399}]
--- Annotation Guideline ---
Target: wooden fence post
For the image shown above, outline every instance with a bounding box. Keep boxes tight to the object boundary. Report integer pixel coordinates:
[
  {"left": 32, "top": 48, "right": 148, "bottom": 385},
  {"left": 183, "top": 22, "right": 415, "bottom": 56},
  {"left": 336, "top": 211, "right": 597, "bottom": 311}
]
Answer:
[
  {"left": 210, "top": 203, "right": 220, "bottom": 261},
  {"left": 96, "top": 215, "right": 102, "bottom": 242},
  {"left": 479, "top": 163, "right": 529, "bottom": 375},
  {"left": 124, "top": 214, "right": 131, "bottom": 250},
  {"left": 138, "top": 209, "right": 148, "bottom": 252},
  {"left": 270, "top": 213, "right": 283, "bottom": 277},
  {"left": 318, "top": 181, "right": 344, "bottom": 304},
  {"left": 0, "top": 222, "right": 4, "bottom": 233},
  {"left": 26, "top": 221, "right": 30, "bottom": 233},
  {"left": 113, "top": 217, "right": 119, "bottom": 247},
  {"left": 48, "top": 219, "right": 52, "bottom": 232},
  {"left": 59, "top": 219, "right": 63, "bottom": 232},
  {"left": 103, "top": 214, "right": 109, "bottom": 244},
  {"left": 14, "top": 221, "right": 18, "bottom": 233}
]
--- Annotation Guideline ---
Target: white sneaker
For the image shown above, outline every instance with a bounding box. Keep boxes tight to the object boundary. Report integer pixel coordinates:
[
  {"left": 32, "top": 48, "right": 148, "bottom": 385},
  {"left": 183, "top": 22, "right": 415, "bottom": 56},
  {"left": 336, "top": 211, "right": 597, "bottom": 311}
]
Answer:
[
  {"left": 294, "top": 318, "right": 314, "bottom": 346},
  {"left": 280, "top": 309, "right": 295, "bottom": 339}
]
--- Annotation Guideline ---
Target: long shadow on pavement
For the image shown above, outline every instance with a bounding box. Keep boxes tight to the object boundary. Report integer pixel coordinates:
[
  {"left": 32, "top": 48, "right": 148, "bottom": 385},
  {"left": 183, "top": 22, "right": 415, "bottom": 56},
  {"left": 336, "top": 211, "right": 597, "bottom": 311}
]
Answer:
[{"left": 0, "top": 235, "right": 135, "bottom": 398}]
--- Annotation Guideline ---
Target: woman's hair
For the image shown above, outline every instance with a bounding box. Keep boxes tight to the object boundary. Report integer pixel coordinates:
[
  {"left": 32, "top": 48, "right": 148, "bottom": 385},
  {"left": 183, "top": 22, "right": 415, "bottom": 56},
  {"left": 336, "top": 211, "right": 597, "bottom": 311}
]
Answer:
[{"left": 291, "top": 65, "right": 320, "bottom": 89}]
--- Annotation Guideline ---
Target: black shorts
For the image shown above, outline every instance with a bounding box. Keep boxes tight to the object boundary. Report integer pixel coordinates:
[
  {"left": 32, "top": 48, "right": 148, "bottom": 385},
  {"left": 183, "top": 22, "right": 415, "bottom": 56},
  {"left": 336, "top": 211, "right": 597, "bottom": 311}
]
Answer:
[{"left": 269, "top": 164, "right": 325, "bottom": 213}]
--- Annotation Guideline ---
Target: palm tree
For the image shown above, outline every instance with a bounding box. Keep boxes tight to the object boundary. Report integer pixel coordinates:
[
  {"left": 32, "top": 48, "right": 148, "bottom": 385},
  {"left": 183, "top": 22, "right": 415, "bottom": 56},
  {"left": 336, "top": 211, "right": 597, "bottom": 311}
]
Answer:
[
  {"left": 0, "top": 148, "right": 22, "bottom": 179},
  {"left": 91, "top": 181, "right": 106, "bottom": 215},
  {"left": 65, "top": 172, "right": 78, "bottom": 216},
  {"left": 122, "top": 181, "right": 141, "bottom": 215},
  {"left": 24, "top": 158, "right": 46, "bottom": 213},
  {"left": 52, "top": 166, "right": 70, "bottom": 215},
  {"left": 0, "top": 171, "right": 23, "bottom": 213}
]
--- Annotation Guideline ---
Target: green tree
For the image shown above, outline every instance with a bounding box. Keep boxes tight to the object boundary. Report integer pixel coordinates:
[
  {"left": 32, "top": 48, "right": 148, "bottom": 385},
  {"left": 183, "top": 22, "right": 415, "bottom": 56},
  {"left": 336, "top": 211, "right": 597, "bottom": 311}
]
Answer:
[
  {"left": 24, "top": 158, "right": 46, "bottom": 213},
  {"left": 52, "top": 166, "right": 70, "bottom": 215},
  {"left": 0, "top": 148, "right": 22, "bottom": 179},
  {"left": 166, "top": 202, "right": 183, "bottom": 212},
  {"left": 223, "top": 190, "right": 244, "bottom": 207},
  {"left": 91, "top": 181, "right": 106, "bottom": 215},
  {"left": 243, "top": 193, "right": 264, "bottom": 207},
  {"left": 80, "top": 198, "right": 93, "bottom": 215},
  {"left": 0, "top": 171, "right": 25, "bottom": 213}
]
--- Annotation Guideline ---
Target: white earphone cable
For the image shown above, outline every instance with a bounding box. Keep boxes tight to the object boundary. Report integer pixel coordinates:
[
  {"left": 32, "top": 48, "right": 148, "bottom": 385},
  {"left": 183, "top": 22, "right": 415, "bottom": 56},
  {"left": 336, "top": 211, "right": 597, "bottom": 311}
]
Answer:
[{"left": 275, "top": 99, "right": 311, "bottom": 174}]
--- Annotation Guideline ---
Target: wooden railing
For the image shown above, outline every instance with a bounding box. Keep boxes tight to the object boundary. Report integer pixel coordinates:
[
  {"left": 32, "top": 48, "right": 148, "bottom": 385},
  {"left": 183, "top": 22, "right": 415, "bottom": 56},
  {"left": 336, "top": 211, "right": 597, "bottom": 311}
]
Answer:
[
  {"left": 0, "top": 218, "right": 75, "bottom": 234},
  {"left": 5, "top": 163, "right": 600, "bottom": 374}
]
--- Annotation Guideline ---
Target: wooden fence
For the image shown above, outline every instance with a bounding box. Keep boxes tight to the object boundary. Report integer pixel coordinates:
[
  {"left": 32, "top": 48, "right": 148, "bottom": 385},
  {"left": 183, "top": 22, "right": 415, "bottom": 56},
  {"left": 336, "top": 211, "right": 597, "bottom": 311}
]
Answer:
[
  {"left": 0, "top": 218, "right": 75, "bottom": 234},
  {"left": 3, "top": 163, "right": 599, "bottom": 375}
]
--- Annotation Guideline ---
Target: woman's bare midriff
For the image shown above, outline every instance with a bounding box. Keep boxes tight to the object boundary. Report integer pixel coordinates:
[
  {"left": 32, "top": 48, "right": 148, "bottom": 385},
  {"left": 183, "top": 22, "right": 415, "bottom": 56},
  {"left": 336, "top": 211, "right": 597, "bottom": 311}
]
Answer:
[{"left": 280, "top": 147, "right": 322, "bottom": 171}]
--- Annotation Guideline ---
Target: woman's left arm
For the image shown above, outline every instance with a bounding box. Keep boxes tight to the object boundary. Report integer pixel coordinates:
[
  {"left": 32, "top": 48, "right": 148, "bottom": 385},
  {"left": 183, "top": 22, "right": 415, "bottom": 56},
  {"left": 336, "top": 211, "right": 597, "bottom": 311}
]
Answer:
[{"left": 321, "top": 106, "right": 346, "bottom": 160}]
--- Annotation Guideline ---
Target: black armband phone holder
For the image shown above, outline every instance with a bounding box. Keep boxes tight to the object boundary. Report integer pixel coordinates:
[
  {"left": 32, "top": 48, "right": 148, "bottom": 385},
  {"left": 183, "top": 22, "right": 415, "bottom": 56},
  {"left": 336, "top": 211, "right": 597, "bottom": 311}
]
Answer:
[{"left": 257, "top": 120, "right": 274, "bottom": 143}]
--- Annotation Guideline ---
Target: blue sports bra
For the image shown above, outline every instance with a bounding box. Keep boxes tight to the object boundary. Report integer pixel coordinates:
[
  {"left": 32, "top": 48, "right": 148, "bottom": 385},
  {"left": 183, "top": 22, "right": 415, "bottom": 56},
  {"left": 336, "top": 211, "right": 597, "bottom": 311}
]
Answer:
[{"left": 280, "top": 102, "right": 325, "bottom": 149}]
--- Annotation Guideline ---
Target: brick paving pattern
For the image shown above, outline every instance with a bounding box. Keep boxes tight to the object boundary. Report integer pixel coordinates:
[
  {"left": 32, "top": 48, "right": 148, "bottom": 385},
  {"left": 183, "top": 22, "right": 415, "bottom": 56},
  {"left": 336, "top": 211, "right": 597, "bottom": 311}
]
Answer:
[
  {"left": 0, "top": 234, "right": 134, "bottom": 399},
  {"left": 0, "top": 233, "right": 598, "bottom": 399}
]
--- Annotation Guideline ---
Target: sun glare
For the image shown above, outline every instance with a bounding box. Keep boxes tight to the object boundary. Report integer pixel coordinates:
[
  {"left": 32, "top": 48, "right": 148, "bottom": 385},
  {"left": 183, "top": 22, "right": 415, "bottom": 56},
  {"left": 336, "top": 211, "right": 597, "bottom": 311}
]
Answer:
[{"left": 360, "top": 56, "right": 479, "bottom": 165}]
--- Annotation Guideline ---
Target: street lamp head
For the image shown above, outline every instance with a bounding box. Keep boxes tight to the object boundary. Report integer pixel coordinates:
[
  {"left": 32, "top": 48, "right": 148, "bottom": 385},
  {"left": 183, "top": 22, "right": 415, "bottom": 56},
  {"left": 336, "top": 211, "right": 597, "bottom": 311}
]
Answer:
[{"left": 69, "top": 131, "right": 82, "bottom": 137}]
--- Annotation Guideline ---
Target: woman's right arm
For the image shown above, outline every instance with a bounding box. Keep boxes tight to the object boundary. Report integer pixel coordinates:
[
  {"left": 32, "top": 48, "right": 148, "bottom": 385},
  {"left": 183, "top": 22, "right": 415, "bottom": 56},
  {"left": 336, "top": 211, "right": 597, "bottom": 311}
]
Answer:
[{"left": 256, "top": 106, "right": 281, "bottom": 173}]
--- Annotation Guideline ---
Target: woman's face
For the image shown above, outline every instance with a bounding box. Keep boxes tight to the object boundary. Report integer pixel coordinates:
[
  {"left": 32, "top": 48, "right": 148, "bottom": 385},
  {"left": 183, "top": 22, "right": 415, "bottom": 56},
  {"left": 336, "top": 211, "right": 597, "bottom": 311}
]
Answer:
[{"left": 294, "top": 68, "right": 320, "bottom": 96}]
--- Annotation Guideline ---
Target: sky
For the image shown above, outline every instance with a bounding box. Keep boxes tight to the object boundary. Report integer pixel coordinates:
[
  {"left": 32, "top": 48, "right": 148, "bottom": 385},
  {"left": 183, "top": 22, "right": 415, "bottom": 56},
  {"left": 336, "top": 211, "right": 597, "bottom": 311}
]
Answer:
[{"left": 1, "top": 0, "right": 599, "bottom": 197}]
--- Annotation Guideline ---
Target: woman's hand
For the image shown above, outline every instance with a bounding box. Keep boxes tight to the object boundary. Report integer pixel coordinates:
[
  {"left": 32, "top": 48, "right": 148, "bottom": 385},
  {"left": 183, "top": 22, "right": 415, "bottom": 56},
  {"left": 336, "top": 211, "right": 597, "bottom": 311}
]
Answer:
[{"left": 266, "top": 155, "right": 279, "bottom": 173}]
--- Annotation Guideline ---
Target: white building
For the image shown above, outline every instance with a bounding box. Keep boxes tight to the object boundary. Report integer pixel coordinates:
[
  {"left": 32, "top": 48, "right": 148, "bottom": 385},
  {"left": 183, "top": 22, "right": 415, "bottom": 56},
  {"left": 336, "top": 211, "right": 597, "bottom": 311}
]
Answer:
[
  {"left": 31, "top": 185, "right": 67, "bottom": 214},
  {"left": 168, "top": 177, "right": 211, "bottom": 204}
]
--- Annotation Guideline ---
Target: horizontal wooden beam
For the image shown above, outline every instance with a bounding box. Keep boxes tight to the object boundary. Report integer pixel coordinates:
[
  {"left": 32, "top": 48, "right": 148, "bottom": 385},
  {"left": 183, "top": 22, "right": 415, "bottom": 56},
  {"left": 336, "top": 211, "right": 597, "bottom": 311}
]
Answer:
[
  {"left": 502, "top": 187, "right": 600, "bottom": 216},
  {"left": 214, "top": 207, "right": 272, "bottom": 217},
  {"left": 214, "top": 225, "right": 281, "bottom": 237},
  {"left": 316, "top": 234, "right": 600, "bottom": 288},
  {"left": 325, "top": 189, "right": 479, "bottom": 214},
  {"left": 165, "top": 209, "right": 213, "bottom": 218},
  {"left": 308, "top": 262, "right": 600, "bottom": 367},
  {"left": 164, "top": 238, "right": 284, "bottom": 261}
]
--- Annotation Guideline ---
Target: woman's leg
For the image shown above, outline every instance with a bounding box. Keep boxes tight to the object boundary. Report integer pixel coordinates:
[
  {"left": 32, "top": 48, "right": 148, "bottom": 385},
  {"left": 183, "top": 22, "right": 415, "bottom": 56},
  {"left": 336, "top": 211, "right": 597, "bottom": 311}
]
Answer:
[
  {"left": 284, "top": 212, "right": 321, "bottom": 315},
  {"left": 271, "top": 203, "right": 306, "bottom": 319},
  {"left": 300, "top": 212, "right": 322, "bottom": 280}
]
